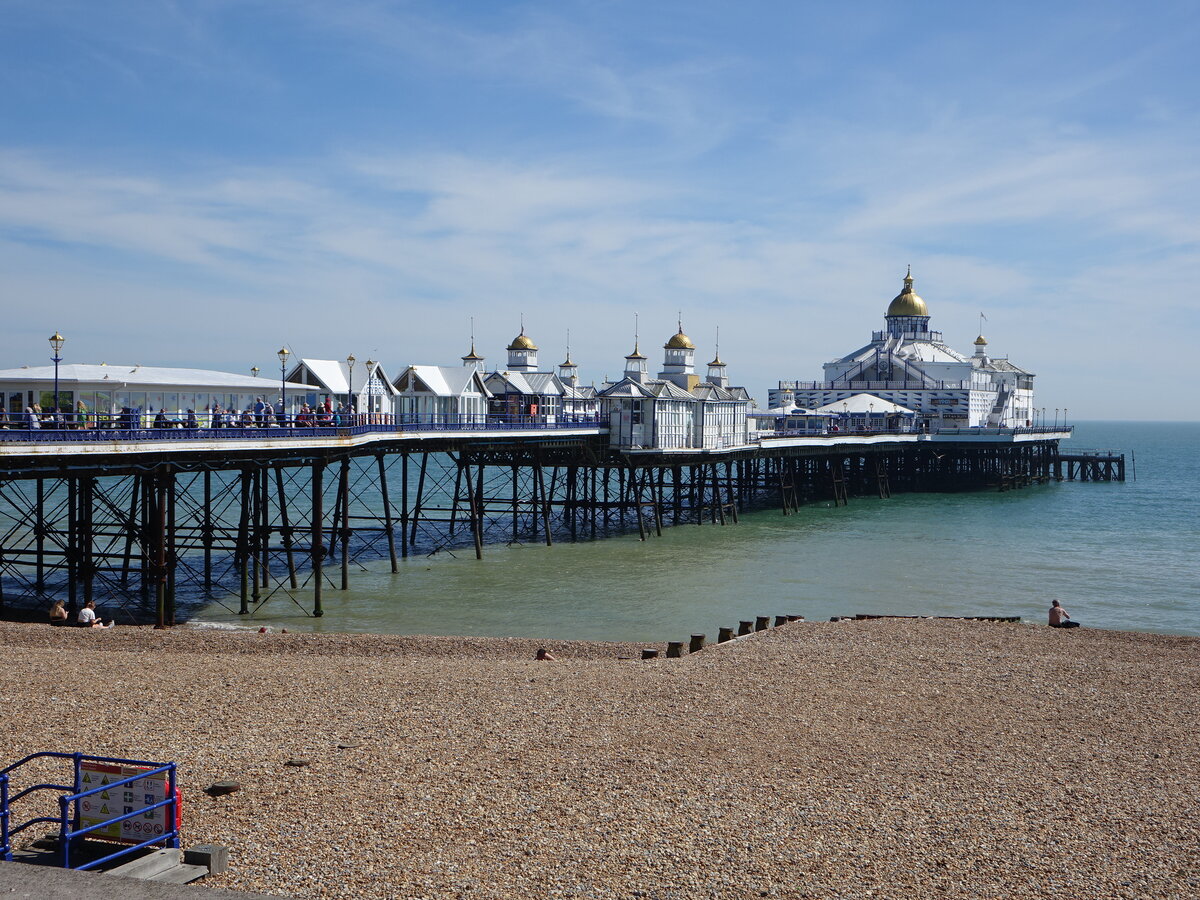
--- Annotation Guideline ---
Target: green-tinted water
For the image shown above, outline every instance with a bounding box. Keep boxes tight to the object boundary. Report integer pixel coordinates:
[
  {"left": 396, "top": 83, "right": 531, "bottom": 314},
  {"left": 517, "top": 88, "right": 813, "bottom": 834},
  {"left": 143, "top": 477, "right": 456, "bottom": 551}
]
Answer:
[{"left": 194, "top": 422, "right": 1200, "bottom": 638}]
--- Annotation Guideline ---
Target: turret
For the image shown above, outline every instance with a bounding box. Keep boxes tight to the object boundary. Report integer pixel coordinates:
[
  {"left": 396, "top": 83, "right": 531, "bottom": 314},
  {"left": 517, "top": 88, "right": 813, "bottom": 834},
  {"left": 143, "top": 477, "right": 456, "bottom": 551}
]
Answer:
[
  {"left": 558, "top": 352, "right": 579, "bottom": 386},
  {"left": 462, "top": 342, "right": 485, "bottom": 373},
  {"left": 707, "top": 352, "right": 729, "bottom": 388},
  {"left": 624, "top": 343, "right": 648, "bottom": 384},
  {"left": 659, "top": 322, "right": 698, "bottom": 390},
  {"left": 885, "top": 267, "right": 932, "bottom": 338},
  {"left": 506, "top": 329, "right": 538, "bottom": 373}
]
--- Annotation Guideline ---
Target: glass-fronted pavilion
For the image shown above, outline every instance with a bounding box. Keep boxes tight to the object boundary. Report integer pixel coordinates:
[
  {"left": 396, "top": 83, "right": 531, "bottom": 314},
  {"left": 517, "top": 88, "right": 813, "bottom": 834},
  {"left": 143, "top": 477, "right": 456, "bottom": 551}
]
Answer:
[{"left": 0, "top": 363, "right": 310, "bottom": 425}]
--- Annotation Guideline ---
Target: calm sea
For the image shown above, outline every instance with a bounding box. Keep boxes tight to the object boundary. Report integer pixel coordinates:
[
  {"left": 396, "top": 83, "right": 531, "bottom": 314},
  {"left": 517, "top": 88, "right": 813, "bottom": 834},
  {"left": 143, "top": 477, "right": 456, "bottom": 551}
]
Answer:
[{"left": 194, "top": 421, "right": 1200, "bottom": 639}]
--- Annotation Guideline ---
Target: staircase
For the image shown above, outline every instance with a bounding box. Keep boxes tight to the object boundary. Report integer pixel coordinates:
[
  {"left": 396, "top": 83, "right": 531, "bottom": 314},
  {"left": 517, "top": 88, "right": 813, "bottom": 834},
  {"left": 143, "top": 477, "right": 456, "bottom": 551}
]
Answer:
[{"left": 986, "top": 384, "right": 1012, "bottom": 426}]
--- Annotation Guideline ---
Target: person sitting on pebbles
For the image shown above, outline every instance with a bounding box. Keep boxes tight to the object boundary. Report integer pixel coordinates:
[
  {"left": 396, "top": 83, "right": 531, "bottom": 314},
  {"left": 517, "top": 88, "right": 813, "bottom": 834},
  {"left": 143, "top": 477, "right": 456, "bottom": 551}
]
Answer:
[
  {"left": 1048, "top": 599, "right": 1080, "bottom": 629},
  {"left": 535, "top": 647, "right": 557, "bottom": 661},
  {"left": 49, "top": 600, "right": 69, "bottom": 625},
  {"left": 76, "top": 599, "right": 114, "bottom": 629}
]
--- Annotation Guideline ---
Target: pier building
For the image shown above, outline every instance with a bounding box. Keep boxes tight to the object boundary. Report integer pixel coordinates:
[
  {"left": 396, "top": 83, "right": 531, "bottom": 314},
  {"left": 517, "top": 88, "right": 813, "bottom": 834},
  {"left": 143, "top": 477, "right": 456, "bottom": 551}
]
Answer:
[
  {"left": 285, "top": 357, "right": 397, "bottom": 419},
  {"left": 0, "top": 363, "right": 311, "bottom": 426},
  {"left": 600, "top": 326, "right": 752, "bottom": 450},
  {"left": 773, "top": 270, "right": 1035, "bottom": 428},
  {"left": 393, "top": 363, "right": 492, "bottom": 424},
  {"left": 483, "top": 330, "right": 567, "bottom": 422}
]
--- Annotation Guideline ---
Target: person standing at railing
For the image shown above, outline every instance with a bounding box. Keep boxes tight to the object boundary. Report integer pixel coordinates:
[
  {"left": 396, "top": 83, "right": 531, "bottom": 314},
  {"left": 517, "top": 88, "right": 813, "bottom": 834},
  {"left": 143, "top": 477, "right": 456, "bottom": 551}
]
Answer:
[
  {"left": 25, "top": 406, "right": 40, "bottom": 429},
  {"left": 76, "top": 400, "right": 88, "bottom": 429},
  {"left": 185, "top": 409, "right": 199, "bottom": 429},
  {"left": 275, "top": 397, "right": 286, "bottom": 427}
]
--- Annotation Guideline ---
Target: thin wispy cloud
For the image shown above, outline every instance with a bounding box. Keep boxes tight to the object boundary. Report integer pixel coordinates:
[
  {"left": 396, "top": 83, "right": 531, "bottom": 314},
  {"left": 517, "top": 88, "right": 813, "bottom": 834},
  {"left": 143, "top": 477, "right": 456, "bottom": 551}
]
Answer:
[{"left": 0, "top": 1, "right": 1196, "bottom": 418}]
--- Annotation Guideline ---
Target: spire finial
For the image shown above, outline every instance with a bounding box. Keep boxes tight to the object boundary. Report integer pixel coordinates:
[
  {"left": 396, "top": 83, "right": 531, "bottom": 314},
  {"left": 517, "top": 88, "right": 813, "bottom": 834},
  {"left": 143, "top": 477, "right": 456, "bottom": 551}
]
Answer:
[
  {"left": 520, "top": 312, "right": 525, "bottom": 335},
  {"left": 678, "top": 310, "right": 683, "bottom": 333}
]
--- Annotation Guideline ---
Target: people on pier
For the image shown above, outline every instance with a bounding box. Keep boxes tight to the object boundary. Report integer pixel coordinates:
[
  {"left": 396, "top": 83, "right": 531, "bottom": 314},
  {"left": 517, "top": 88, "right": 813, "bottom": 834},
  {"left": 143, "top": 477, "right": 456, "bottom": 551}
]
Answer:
[{"left": 1048, "top": 600, "right": 1080, "bottom": 629}]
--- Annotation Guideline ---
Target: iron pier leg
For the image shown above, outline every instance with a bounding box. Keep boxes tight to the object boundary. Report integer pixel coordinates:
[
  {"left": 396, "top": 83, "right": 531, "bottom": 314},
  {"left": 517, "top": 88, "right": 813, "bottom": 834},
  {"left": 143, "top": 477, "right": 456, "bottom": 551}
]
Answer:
[
  {"left": 400, "top": 452, "right": 409, "bottom": 558},
  {"left": 377, "top": 453, "right": 398, "bottom": 573},
  {"left": 166, "top": 468, "right": 177, "bottom": 626},
  {"left": 202, "top": 470, "right": 213, "bottom": 589},
  {"left": 81, "top": 477, "right": 94, "bottom": 608},
  {"left": 67, "top": 477, "right": 78, "bottom": 610},
  {"left": 312, "top": 461, "right": 324, "bottom": 617},
  {"left": 409, "top": 452, "right": 427, "bottom": 550},
  {"left": 155, "top": 472, "right": 169, "bottom": 628},
  {"left": 35, "top": 479, "right": 45, "bottom": 591},
  {"left": 276, "top": 466, "right": 299, "bottom": 589},
  {"left": 237, "top": 468, "right": 251, "bottom": 615},
  {"left": 340, "top": 458, "right": 350, "bottom": 590}
]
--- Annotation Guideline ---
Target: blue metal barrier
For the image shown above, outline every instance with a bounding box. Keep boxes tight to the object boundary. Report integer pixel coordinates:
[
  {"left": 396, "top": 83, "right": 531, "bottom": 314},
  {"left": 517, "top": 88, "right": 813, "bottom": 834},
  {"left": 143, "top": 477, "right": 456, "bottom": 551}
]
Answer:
[
  {"left": 0, "top": 751, "right": 179, "bottom": 870},
  {"left": 0, "top": 413, "right": 604, "bottom": 443}
]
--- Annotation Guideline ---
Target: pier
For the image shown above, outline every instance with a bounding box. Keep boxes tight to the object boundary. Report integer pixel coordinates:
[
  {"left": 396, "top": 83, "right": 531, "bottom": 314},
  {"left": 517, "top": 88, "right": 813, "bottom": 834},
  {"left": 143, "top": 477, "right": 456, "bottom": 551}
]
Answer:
[{"left": 0, "top": 422, "right": 1097, "bottom": 626}]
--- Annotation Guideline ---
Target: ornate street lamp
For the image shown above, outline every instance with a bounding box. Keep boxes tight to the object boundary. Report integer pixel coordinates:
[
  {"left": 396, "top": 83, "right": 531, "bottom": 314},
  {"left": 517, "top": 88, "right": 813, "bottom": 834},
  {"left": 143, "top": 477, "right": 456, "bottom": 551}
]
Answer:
[
  {"left": 366, "top": 359, "right": 376, "bottom": 422},
  {"left": 49, "top": 331, "right": 65, "bottom": 424},
  {"left": 346, "top": 354, "right": 355, "bottom": 425},
  {"left": 278, "top": 347, "right": 290, "bottom": 426},
  {"left": 251, "top": 366, "right": 259, "bottom": 377}
]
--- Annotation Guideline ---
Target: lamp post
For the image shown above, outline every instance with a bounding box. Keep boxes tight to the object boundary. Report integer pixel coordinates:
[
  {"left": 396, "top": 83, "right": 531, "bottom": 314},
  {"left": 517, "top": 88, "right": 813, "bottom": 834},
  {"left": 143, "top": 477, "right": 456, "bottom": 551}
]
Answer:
[
  {"left": 1064, "top": 408, "right": 1068, "bottom": 429},
  {"left": 366, "top": 358, "right": 376, "bottom": 423},
  {"left": 1054, "top": 408, "right": 1059, "bottom": 429},
  {"left": 49, "top": 331, "right": 65, "bottom": 425},
  {"left": 869, "top": 401, "right": 874, "bottom": 431},
  {"left": 346, "top": 354, "right": 355, "bottom": 425},
  {"left": 277, "top": 347, "right": 290, "bottom": 426},
  {"left": 251, "top": 366, "right": 259, "bottom": 378}
]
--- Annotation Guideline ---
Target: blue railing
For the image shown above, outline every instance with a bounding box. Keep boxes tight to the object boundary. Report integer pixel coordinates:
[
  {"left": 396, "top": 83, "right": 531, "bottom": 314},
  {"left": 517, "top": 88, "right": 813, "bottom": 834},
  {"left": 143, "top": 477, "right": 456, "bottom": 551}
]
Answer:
[
  {"left": 0, "top": 751, "right": 179, "bottom": 870},
  {"left": 0, "top": 413, "right": 604, "bottom": 443}
]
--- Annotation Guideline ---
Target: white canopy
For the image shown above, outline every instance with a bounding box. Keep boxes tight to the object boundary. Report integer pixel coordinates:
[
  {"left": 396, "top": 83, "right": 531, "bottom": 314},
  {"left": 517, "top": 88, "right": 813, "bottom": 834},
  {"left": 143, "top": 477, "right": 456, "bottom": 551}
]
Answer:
[{"left": 812, "top": 393, "right": 915, "bottom": 415}]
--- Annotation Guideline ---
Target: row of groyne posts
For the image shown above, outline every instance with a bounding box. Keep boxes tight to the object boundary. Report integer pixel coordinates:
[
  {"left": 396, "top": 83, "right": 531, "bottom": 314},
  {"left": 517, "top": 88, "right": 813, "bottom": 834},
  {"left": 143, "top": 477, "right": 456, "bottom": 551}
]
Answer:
[{"left": 0, "top": 435, "right": 1119, "bottom": 624}]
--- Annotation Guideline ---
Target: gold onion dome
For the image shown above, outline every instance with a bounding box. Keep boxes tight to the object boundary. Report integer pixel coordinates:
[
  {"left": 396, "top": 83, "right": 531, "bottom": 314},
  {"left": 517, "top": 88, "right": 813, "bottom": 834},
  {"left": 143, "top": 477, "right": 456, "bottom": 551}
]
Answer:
[
  {"left": 508, "top": 332, "right": 537, "bottom": 351},
  {"left": 886, "top": 268, "right": 929, "bottom": 318},
  {"left": 975, "top": 335, "right": 988, "bottom": 346},
  {"left": 664, "top": 328, "right": 695, "bottom": 350}
]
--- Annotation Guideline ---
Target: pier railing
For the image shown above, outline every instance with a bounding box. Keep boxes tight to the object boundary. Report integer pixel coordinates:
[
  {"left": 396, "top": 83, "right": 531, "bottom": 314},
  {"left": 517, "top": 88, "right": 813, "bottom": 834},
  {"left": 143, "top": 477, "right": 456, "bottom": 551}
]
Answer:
[{"left": 0, "top": 412, "right": 604, "bottom": 442}]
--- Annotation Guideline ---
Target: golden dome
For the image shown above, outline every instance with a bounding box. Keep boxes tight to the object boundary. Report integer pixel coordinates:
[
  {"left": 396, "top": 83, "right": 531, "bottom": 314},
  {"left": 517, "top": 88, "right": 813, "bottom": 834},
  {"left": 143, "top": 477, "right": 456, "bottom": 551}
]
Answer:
[
  {"left": 664, "top": 329, "right": 695, "bottom": 350},
  {"left": 626, "top": 343, "right": 647, "bottom": 360},
  {"left": 886, "top": 268, "right": 929, "bottom": 318},
  {"left": 975, "top": 335, "right": 988, "bottom": 346},
  {"left": 507, "top": 332, "right": 537, "bottom": 351},
  {"left": 708, "top": 354, "right": 725, "bottom": 367}
]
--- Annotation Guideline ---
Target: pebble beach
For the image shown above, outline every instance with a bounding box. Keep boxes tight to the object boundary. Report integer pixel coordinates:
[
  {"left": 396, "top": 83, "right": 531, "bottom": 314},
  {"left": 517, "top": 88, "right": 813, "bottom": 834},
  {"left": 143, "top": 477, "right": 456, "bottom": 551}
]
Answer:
[{"left": 1, "top": 618, "right": 1197, "bottom": 899}]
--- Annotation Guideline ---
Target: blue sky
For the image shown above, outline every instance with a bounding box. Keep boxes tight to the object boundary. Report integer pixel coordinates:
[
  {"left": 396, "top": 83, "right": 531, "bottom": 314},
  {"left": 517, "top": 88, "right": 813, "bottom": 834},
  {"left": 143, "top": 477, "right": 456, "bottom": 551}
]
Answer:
[{"left": 1, "top": 0, "right": 1197, "bottom": 419}]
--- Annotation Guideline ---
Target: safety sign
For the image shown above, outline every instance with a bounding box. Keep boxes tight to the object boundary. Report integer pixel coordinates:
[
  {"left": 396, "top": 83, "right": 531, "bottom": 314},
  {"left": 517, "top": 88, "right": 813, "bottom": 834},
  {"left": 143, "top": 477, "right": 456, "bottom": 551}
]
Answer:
[{"left": 78, "top": 761, "right": 169, "bottom": 842}]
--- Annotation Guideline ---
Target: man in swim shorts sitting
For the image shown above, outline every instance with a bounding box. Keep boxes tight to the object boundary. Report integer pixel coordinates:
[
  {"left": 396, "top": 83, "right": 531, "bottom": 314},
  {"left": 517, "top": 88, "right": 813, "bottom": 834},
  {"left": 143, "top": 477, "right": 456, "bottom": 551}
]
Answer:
[{"left": 1048, "top": 599, "right": 1080, "bottom": 629}]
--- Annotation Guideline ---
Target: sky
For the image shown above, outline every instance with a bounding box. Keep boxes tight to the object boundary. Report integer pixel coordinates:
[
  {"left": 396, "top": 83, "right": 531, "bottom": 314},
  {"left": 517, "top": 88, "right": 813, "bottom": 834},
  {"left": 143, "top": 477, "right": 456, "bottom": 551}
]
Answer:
[{"left": 1, "top": 1, "right": 1198, "bottom": 420}]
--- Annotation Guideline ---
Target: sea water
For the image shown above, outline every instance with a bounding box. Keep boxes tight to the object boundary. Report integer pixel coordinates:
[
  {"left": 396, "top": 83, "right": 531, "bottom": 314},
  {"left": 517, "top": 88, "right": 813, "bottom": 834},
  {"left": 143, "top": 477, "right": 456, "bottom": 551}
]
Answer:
[{"left": 194, "top": 421, "right": 1200, "bottom": 639}]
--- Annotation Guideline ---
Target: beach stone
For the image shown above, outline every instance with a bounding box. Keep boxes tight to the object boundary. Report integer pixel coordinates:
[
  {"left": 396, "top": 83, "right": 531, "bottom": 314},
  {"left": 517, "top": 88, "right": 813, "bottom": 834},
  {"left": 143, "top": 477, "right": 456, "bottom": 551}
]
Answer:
[
  {"left": 284, "top": 759, "right": 309, "bottom": 767},
  {"left": 205, "top": 780, "right": 241, "bottom": 796}
]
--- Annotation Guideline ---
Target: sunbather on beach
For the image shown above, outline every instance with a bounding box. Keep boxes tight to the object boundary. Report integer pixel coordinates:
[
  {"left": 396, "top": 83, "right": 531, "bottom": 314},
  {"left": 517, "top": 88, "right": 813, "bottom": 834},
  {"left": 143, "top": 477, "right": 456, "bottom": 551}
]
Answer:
[
  {"left": 77, "top": 599, "right": 113, "bottom": 628},
  {"left": 1049, "top": 600, "right": 1080, "bottom": 629}
]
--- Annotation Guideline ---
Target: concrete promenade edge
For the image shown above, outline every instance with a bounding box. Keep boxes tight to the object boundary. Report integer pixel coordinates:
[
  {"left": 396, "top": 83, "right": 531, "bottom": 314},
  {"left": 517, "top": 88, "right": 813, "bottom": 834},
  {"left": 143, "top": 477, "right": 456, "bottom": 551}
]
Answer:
[{"left": 0, "top": 861, "right": 278, "bottom": 899}]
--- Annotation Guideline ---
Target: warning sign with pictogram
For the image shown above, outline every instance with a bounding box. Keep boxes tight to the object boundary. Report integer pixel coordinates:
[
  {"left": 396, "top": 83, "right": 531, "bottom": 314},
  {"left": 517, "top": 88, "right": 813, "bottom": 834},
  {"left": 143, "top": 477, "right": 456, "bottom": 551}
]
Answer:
[{"left": 78, "top": 761, "right": 169, "bottom": 842}]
